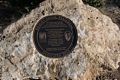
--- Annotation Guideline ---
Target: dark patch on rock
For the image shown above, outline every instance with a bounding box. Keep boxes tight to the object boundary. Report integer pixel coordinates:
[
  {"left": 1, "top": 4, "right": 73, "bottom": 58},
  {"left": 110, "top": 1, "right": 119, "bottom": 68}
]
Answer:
[{"left": 0, "top": 0, "right": 45, "bottom": 34}]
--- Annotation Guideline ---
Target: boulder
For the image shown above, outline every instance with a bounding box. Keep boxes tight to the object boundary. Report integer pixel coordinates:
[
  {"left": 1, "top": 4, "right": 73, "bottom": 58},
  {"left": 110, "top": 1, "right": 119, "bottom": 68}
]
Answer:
[{"left": 0, "top": 0, "right": 120, "bottom": 79}]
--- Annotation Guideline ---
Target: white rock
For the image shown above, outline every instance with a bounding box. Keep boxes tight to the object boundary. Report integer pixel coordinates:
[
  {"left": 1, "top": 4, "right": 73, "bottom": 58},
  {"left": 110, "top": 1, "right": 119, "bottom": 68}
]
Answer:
[{"left": 0, "top": 0, "right": 120, "bottom": 80}]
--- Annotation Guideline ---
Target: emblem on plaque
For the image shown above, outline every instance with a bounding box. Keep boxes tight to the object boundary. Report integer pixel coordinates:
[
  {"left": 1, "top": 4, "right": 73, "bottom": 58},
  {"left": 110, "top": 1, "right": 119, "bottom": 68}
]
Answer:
[
  {"left": 39, "top": 32, "right": 46, "bottom": 40},
  {"left": 65, "top": 31, "right": 72, "bottom": 41}
]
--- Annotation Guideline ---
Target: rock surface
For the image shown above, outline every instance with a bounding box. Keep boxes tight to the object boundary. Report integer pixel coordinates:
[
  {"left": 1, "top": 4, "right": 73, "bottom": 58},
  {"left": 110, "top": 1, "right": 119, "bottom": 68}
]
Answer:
[{"left": 0, "top": 0, "right": 120, "bottom": 80}]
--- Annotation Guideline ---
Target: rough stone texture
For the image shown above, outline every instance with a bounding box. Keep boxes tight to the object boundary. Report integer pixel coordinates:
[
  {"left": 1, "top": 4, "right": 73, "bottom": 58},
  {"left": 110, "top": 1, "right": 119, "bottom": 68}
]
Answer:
[{"left": 0, "top": 0, "right": 120, "bottom": 80}]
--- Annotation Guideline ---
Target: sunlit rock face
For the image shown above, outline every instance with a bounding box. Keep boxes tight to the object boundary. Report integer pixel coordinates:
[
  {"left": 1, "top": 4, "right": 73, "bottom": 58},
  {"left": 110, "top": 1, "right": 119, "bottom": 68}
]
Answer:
[{"left": 0, "top": 0, "right": 120, "bottom": 80}]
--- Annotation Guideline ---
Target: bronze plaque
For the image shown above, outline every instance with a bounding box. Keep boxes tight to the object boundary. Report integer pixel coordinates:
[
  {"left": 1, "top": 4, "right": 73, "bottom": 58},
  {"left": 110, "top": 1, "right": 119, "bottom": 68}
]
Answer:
[{"left": 33, "top": 15, "right": 78, "bottom": 58}]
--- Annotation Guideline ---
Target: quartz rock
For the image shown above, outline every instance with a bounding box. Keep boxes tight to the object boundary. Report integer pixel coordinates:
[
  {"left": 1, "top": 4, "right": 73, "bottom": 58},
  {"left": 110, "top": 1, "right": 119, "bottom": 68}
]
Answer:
[{"left": 0, "top": 0, "right": 120, "bottom": 80}]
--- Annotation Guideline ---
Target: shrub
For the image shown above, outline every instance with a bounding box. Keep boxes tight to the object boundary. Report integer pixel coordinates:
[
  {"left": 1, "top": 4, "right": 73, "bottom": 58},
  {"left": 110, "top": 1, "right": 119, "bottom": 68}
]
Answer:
[
  {"left": 113, "top": 0, "right": 120, "bottom": 7},
  {"left": 82, "top": 0, "right": 103, "bottom": 7}
]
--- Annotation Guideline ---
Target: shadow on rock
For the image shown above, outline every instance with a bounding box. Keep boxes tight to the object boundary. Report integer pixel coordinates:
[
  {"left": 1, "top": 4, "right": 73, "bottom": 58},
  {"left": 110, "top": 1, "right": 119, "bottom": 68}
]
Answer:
[{"left": 96, "top": 62, "right": 120, "bottom": 80}]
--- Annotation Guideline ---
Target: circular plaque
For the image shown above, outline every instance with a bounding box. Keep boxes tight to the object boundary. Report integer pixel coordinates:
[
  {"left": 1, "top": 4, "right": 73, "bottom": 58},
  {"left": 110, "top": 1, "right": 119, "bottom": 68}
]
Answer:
[{"left": 33, "top": 15, "right": 78, "bottom": 58}]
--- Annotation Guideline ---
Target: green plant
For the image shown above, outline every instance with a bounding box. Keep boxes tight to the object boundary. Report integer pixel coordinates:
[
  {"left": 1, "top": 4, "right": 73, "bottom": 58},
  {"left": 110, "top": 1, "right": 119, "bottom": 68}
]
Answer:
[{"left": 82, "top": 0, "right": 103, "bottom": 7}]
